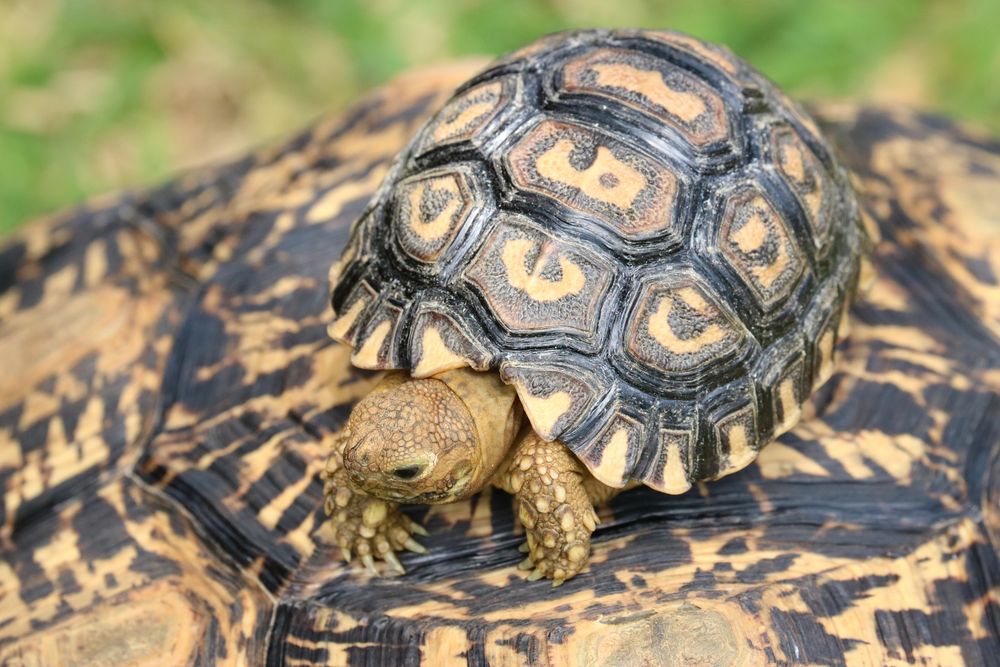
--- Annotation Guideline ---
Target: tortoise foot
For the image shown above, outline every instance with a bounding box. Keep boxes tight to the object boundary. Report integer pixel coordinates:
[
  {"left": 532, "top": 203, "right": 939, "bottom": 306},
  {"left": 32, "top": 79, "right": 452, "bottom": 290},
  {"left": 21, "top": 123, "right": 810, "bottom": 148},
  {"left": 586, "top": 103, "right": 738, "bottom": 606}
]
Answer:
[{"left": 506, "top": 432, "right": 600, "bottom": 586}]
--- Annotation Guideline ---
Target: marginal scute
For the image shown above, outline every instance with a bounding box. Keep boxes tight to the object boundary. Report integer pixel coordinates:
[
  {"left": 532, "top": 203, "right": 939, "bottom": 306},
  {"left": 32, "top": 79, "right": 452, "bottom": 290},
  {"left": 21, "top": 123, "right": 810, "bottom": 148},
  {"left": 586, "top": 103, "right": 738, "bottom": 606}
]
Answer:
[
  {"left": 350, "top": 301, "right": 403, "bottom": 370},
  {"left": 327, "top": 282, "right": 377, "bottom": 345},
  {"left": 409, "top": 308, "right": 492, "bottom": 378},
  {"left": 768, "top": 354, "right": 806, "bottom": 437},
  {"left": 713, "top": 403, "right": 759, "bottom": 478},
  {"left": 813, "top": 318, "right": 838, "bottom": 389},
  {"left": 463, "top": 214, "right": 613, "bottom": 337},
  {"left": 505, "top": 119, "right": 680, "bottom": 241},
  {"left": 500, "top": 363, "right": 601, "bottom": 441},
  {"left": 803, "top": 278, "right": 845, "bottom": 391},
  {"left": 773, "top": 86, "right": 825, "bottom": 144},
  {"left": 579, "top": 411, "right": 643, "bottom": 488},
  {"left": 643, "top": 427, "right": 694, "bottom": 494},
  {"left": 771, "top": 126, "right": 832, "bottom": 248},
  {"left": 560, "top": 47, "right": 730, "bottom": 147},
  {"left": 625, "top": 275, "right": 748, "bottom": 374},
  {"left": 718, "top": 186, "right": 805, "bottom": 309},
  {"left": 392, "top": 167, "right": 478, "bottom": 264}
]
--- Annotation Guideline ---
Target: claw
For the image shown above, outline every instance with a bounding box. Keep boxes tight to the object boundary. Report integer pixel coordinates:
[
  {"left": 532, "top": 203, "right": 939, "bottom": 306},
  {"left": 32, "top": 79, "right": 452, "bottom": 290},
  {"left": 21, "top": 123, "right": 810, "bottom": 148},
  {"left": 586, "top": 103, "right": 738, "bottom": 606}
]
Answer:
[
  {"left": 552, "top": 578, "right": 565, "bottom": 588},
  {"left": 518, "top": 556, "right": 534, "bottom": 570},
  {"left": 518, "top": 542, "right": 530, "bottom": 553},
  {"left": 408, "top": 520, "right": 430, "bottom": 537},
  {"left": 384, "top": 551, "right": 405, "bottom": 574},
  {"left": 361, "top": 554, "right": 378, "bottom": 575},
  {"left": 341, "top": 547, "right": 352, "bottom": 563},
  {"left": 527, "top": 568, "right": 545, "bottom": 581},
  {"left": 404, "top": 537, "right": 427, "bottom": 554}
]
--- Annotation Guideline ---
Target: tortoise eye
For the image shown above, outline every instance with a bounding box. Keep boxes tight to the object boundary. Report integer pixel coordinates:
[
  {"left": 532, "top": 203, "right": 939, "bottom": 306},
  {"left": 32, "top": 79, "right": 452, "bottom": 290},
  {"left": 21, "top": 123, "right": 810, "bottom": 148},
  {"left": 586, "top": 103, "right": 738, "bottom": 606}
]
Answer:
[{"left": 391, "top": 465, "right": 424, "bottom": 481}]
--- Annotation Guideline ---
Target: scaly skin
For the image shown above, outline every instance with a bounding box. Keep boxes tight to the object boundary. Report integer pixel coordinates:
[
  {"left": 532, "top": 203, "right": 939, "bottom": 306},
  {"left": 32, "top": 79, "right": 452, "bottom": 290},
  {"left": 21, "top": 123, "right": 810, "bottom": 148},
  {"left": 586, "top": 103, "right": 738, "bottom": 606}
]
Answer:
[
  {"left": 321, "top": 433, "right": 429, "bottom": 575},
  {"left": 495, "top": 431, "right": 612, "bottom": 586}
]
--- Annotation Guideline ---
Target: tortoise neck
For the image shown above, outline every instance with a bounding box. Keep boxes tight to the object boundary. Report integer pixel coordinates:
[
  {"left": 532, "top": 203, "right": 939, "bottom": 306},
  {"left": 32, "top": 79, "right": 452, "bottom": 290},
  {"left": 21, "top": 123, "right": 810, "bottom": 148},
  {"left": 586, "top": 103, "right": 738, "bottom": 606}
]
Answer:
[{"left": 432, "top": 367, "right": 522, "bottom": 495}]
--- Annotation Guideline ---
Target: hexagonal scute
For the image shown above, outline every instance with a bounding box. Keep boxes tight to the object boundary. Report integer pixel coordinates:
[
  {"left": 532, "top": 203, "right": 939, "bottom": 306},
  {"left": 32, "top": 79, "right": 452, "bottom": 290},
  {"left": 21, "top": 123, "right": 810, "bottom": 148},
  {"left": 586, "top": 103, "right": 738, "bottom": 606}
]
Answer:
[
  {"left": 415, "top": 78, "right": 510, "bottom": 153},
  {"left": 391, "top": 168, "right": 477, "bottom": 265},
  {"left": 625, "top": 274, "right": 748, "bottom": 375},
  {"left": 718, "top": 186, "right": 805, "bottom": 309},
  {"left": 559, "top": 47, "right": 731, "bottom": 148},
  {"left": 771, "top": 126, "right": 833, "bottom": 249},
  {"left": 505, "top": 119, "right": 680, "bottom": 242},
  {"left": 462, "top": 213, "right": 614, "bottom": 338}
]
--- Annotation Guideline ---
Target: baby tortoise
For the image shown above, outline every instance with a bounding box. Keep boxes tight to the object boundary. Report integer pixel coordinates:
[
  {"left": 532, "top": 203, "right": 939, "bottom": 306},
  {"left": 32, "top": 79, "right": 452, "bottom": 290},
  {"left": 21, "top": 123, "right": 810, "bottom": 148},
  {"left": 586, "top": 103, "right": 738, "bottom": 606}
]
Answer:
[
  {"left": 1, "top": 37, "right": 999, "bottom": 667},
  {"left": 322, "top": 29, "right": 872, "bottom": 584}
]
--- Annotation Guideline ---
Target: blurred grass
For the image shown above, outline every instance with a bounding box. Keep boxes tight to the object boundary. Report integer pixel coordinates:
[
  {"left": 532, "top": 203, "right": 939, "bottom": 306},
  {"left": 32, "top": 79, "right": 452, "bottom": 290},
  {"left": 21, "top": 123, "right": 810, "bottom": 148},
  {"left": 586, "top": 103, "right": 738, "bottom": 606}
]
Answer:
[{"left": 1, "top": 0, "right": 998, "bottom": 233}]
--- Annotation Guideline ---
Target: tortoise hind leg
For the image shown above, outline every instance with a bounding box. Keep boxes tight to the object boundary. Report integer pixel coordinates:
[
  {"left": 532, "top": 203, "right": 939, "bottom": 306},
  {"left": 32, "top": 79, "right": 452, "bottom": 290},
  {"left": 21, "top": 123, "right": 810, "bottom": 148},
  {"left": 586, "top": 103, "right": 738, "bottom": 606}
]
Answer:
[
  {"left": 322, "top": 433, "right": 429, "bottom": 575},
  {"left": 495, "top": 431, "right": 614, "bottom": 586}
]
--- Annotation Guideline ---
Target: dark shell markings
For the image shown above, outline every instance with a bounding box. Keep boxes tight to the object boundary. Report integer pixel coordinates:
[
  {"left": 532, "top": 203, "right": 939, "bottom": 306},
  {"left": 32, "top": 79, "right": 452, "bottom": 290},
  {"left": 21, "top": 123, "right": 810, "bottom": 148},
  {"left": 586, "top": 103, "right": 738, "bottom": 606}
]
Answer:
[{"left": 328, "top": 29, "right": 869, "bottom": 494}]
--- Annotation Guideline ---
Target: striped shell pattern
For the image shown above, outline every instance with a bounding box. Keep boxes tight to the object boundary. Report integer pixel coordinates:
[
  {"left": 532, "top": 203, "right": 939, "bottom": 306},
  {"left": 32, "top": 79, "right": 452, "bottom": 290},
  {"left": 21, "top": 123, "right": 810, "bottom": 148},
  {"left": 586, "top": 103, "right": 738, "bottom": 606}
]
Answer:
[{"left": 328, "top": 29, "right": 867, "bottom": 493}]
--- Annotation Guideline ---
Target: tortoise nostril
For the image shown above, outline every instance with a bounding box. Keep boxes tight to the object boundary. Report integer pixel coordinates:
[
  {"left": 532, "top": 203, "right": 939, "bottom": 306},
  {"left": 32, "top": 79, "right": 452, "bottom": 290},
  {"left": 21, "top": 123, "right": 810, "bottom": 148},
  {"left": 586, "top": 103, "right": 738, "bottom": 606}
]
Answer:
[{"left": 391, "top": 465, "right": 423, "bottom": 480}]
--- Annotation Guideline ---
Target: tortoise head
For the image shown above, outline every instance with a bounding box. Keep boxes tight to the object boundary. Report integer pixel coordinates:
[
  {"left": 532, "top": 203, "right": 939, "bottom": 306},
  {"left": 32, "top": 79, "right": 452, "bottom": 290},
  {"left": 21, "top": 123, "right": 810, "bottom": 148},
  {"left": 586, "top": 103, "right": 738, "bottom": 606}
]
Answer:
[{"left": 341, "top": 370, "right": 520, "bottom": 504}]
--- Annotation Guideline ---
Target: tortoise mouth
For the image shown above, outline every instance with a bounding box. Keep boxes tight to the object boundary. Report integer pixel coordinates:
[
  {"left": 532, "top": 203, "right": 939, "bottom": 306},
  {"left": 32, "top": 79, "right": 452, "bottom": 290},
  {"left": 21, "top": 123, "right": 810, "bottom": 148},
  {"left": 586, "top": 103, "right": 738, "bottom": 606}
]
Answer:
[
  {"left": 363, "top": 486, "right": 459, "bottom": 505},
  {"left": 348, "top": 463, "right": 476, "bottom": 505}
]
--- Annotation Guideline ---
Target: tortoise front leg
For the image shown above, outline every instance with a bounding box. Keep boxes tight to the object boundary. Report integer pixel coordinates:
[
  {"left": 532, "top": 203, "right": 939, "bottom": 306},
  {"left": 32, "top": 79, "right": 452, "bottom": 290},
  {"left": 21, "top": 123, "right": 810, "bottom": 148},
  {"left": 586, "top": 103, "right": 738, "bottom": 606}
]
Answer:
[
  {"left": 496, "top": 431, "right": 615, "bottom": 586},
  {"left": 322, "top": 433, "right": 428, "bottom": 575}
]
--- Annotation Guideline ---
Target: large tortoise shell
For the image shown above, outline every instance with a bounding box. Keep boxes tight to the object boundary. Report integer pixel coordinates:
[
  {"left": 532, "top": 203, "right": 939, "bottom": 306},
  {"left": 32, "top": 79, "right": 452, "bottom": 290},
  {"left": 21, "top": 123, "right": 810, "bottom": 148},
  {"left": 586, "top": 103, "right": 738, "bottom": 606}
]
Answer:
[{"left": 328, "top": 29, "right": 868, "bottom": 492}]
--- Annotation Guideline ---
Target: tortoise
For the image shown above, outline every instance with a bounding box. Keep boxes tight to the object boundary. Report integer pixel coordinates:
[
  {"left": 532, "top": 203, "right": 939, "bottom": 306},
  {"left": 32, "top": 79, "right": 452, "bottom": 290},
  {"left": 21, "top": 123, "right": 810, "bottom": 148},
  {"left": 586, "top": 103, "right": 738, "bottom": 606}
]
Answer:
[
  {"left": 1, "top": 34, "right": 999, "bottom": 667},
  {"left": 321, "top": 29, "right": 872, "bottom": 584}
]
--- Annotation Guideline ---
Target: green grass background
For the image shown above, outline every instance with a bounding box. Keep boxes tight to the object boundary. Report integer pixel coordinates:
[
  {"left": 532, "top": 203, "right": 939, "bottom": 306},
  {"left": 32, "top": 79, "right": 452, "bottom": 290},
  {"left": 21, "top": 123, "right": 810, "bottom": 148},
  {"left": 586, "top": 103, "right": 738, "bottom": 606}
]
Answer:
[{"left": 1, "top": 0, "right": 998, "bottom": 233}]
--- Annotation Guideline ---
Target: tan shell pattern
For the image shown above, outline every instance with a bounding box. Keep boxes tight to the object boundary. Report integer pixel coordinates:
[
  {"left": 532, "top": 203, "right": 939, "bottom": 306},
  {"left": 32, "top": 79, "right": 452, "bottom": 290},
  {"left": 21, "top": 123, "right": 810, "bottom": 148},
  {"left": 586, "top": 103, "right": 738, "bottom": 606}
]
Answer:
[{"left": 329, "top": 29, "right": 868, "bottom": 492}]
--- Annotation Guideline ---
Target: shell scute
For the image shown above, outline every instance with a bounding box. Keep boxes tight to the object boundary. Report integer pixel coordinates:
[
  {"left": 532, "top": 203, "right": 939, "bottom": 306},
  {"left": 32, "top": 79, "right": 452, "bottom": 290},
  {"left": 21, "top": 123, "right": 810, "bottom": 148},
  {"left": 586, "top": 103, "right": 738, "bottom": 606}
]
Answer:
[
  {"left": 328, "top": 281, "right": 377, "bottom": 346},
  {"left": 769, "top": 126, "right": 835, "bottom": 249},
  {"left": 717, "top": 184, "right": 807, "bottom": 310},
  {"left": 408, "top": 303, "right": 494, "bottom": 378},
  {"left": 350, "top": 299, "right": 404, "bottom": 369},
  {"left": 559, "top": 47, "right": 731, "bottom": 149},
  {"left": 643, "top": 30, "right": 745, "bottom": 79},
  {"left": 416, "top": 78, "right": 512, "bottom": 154},
  {"left": 577, "top": 410, "right": 645, "bottom": 488},
  {"left": 642, "top": 426, "right": 695, "bottom": 494},
  {"left": 462, "top": 214, "right": 614, "bottom": 339},
  {"left": 624, "top": 273, "right": 750, "bottom": 376},
  {"left": 504, "top": 118, "right": 680, "bottom": 242},
  {"left": 766, "top": 352, "right": 808, "bottom": 437},
  {"left": 392, "top": 168, "right": 478, "bottom": 265},
  {"left": 712, "top": 402, "right": 760, "bottom": 479},
  {"left": 499, "top": 361, "right": 606, "bottom": 442}
]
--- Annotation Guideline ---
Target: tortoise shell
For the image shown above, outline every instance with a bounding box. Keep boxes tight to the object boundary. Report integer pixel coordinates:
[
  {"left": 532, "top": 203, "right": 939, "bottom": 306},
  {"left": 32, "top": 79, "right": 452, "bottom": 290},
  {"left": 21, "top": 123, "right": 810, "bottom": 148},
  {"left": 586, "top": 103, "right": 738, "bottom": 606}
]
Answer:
[{"left": 329, "top": 29, "right": 869, "bottom": 492}]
